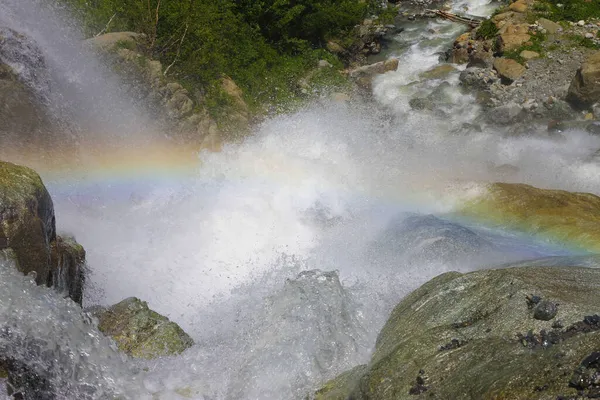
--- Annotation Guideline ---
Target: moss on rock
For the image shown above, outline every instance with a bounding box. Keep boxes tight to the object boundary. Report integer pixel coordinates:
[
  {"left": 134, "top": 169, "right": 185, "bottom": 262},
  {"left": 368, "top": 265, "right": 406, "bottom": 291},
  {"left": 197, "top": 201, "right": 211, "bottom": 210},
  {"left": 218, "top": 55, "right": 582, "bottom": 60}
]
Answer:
[
  {"left": 315, "top": 266, "right": 600, "bottom": 399},
  {"left": 0, "top": 161, "right": 55, "bottom": 285},
  {"left": 460, "top": 182, "right": 600, "bottom": 253},
  {"left": 96, "top": 297, "right": 194, "bottom": 359},
  {"left": 50, "top": 235, "right": 86, "bottom": 305}
]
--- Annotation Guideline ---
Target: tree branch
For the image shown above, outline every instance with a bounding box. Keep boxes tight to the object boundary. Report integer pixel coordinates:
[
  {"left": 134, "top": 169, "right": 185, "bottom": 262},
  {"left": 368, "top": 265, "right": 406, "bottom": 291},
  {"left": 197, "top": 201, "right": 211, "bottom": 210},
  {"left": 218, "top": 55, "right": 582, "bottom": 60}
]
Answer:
[
  {"left": 94, "top": 13, "right": 117, "bottom": 37},
  {"left": 164, "top": 23, "right": 188, "bottom": 77}
]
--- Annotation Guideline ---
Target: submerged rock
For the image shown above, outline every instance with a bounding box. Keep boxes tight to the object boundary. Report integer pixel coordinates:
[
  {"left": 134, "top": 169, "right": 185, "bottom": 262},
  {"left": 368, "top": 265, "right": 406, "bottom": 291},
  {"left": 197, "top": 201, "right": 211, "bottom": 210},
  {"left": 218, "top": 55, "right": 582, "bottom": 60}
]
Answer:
[
  {"left": 96, "top": 297, "right": 193, "bottom": 359},
  {"left": 460, "top": 182, "right": 600, "bottom": 253},
  {"left": 228, "top": 270, "right": 367, "bottom": 399},
  {"left": 315, "top": 265, "right": 600, "bottom": 399}
]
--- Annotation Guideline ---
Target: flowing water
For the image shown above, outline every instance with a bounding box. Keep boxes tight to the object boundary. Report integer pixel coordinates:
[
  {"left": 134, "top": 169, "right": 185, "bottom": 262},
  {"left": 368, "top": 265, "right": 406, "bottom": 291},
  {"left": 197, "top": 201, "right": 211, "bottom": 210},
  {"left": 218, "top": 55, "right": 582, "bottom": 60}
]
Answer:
[{"left": 2, "top": 0, "right": 600, "bottom": 399}]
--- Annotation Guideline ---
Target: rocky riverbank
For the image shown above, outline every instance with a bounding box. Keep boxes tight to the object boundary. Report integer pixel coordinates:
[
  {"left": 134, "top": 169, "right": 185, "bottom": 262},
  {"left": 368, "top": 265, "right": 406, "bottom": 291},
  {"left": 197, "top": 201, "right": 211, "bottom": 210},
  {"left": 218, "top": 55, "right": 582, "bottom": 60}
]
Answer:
[{"left": 449, "top": 0, "right": 600, "bottom": 131}]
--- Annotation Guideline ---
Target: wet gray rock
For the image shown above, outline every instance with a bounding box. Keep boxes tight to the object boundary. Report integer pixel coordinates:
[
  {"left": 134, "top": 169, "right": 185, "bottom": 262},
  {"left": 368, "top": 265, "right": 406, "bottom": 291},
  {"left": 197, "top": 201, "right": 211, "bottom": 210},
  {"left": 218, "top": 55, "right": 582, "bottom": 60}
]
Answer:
[
  {"left": 533, "top": 300, "right": 558, "bottom": 321},
  {"left": 486, "top": 101, "right": 523, "bottom": 125},
  {"left": 315, "top": 265, "right": 600, "bottom": 399}
]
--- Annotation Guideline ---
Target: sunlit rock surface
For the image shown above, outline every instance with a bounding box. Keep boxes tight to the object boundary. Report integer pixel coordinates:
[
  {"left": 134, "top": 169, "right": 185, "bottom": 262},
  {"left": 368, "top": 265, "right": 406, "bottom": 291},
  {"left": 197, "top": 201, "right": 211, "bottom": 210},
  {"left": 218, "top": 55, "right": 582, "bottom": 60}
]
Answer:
[
  {"left": 316, "top": 265, "right": 600, "bottom": 399},
  {"left": 95, "top": 297, "right": 194, "bottom": 359},
  {"left": 461, "top": 182, "right": 600, "bottom": 253}
]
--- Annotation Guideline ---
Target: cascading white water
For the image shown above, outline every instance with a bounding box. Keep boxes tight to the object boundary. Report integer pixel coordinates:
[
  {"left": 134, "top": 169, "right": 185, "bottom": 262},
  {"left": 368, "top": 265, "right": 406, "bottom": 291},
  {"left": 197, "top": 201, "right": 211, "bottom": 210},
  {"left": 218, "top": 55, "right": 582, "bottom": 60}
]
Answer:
[{"left": 3, "top": 0, "right": 600, "bottom": 399}]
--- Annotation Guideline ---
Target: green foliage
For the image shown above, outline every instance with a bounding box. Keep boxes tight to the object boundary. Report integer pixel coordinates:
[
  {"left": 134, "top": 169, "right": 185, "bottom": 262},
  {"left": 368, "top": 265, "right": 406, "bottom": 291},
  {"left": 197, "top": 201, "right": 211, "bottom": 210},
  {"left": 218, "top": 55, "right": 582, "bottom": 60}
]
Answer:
[
  {"left": 503, "top": 31, "right": 548, "bottom": 63},
  {"left": 533, "top": 0, "right": 600, "bottom": 22},
  {"left": 476, "top": 19, "right": 499, "bottom": 40},
  {"left": 233, "top": 0, "right": 367, "bottom": 49},
  {"left": 567, "top": 33, "right": 600, "bottom": 49},
  {"left": 59, "top": 0, "right": 380, "bottom": 115}
]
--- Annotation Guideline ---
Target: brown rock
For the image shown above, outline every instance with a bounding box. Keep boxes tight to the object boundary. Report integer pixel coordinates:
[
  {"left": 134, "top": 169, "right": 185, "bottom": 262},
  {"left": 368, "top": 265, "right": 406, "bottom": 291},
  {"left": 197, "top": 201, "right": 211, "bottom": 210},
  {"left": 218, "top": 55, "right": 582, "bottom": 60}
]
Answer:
[
  {"left": 419, "top": 64, "right": 457, "bottom": 79},
  {"left": 451, "top": 48, "right": 470, "bottom": 64},
  {"left": 520, "top": 50, "right": 540, "bottom": 60},
  {"left": 509, "top": 1, "right": 528, "bottom": 12},
  {"left": 567, "top": 51, "right": 600, "bottom": 109},
  {"left": 384, "top": 58, "right": 399, "bottom": 72},
  {"left": 538, "top": 18, "right": 562, "bottom": 34},
  {"left": 492, "top": 12, "right": 516, "bottom": 24},
  {"left": 499, "top": 32, "right": 531, "bottom": 51},
  {"left": 493, "top": 58, "right": 526, "bottom": 83}
]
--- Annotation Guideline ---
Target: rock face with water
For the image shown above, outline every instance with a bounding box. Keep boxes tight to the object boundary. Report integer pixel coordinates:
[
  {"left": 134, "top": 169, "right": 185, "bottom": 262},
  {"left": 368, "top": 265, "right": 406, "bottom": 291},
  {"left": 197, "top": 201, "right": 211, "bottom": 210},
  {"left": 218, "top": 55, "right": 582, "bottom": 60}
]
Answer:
[
  {"left": 228, "top": 270, "right": 367, "bottom": 399},
  {"left": 0, "top": 28, "right": 54, "bottom": 147},
  {"left": 315, "top": 265, "right": 600, "bottom": 399},
  {"left": 460, "top": 182, "right": 600, "bottom": 253},
  {"left": 50, "top": 235, "right": 86, "bottom": 305},
  {"left": 95, "top": 297, "right": 194, "bottom": 359}
]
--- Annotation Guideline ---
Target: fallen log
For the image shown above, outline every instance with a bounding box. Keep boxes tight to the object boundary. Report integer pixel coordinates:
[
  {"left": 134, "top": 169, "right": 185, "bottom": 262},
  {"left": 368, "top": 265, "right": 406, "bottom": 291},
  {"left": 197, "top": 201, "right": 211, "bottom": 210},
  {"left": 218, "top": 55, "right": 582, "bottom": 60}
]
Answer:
[{"left": 426, "top": 9, "right": 485, "bottom": 27}]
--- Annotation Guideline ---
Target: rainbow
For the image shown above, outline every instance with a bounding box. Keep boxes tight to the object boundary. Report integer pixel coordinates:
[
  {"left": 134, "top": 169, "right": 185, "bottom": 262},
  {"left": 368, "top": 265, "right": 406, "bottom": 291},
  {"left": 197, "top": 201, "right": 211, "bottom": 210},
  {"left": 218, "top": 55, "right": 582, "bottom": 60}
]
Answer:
[{"left": 1, "top": 143, "right": 597, "bottom": 258}]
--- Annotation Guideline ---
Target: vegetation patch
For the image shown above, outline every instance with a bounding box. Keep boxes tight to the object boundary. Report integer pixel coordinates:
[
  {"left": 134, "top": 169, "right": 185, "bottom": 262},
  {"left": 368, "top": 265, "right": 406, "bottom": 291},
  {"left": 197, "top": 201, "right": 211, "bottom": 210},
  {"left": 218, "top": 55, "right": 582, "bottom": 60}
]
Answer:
[
  {"left": 60, "top": 0, "right": 392, "bottom": 116},
  {"left": 530, "top": 0, "right": 600, "bottom": 22},
  {"left": 476, "top": 19, "right": 499, "bottom": 40}
]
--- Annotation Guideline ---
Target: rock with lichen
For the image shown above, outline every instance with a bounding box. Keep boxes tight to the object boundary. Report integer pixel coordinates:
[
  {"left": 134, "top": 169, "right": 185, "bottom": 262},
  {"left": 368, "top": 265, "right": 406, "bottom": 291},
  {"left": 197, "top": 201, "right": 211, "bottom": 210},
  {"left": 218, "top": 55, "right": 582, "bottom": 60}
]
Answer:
[
  {"left": 314, "top": 265, "right": 600, "bottom": 399},
  {"left": 0, "top": 161, "right": 86, "bottom": 304},
  {"left": 95, "top": 297, "right": 194, "bottom": 359}
]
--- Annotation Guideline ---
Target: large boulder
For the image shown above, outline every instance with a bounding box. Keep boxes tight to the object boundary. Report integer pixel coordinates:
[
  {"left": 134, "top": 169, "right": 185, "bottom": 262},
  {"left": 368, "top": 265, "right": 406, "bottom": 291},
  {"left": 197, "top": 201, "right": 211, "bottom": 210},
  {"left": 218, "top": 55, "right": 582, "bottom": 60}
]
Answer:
[
  {"left": 0, "top": 161, "right": 55, "bottom": 285},
  {"left": 460, "top": 182, "right": 600, "bottom": 253},
  {"left": 498, "top": 23, "right": 531, "bottom": 51},
  {"left": 567, "top": 51, "right": 600, "bottom": 109},
  {"left": 0, "top": 161, "right": 86, "bottom": 304},
  {"left": 493, "top": 57, "right": 526, "bottom": 83},
  {"left": 315, "top": 265, "right": 600, "bottom": 399},
  {"left": 95, "top": 297, "right": 194, "bottom": 359}
]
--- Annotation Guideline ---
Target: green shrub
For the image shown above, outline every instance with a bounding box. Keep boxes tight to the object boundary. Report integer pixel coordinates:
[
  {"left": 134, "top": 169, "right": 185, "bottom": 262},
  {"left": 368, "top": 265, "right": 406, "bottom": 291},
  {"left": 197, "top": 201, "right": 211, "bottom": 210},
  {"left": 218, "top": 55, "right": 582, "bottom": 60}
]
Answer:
[
  {"left": 535, "top": 0, "right": 600, "bottom": 22},
  {"left": 59, "top": 0, "right": 388, "bottom": 117},
  {"left": 476, "top": 19, "right": 499, "bottom": 40}
]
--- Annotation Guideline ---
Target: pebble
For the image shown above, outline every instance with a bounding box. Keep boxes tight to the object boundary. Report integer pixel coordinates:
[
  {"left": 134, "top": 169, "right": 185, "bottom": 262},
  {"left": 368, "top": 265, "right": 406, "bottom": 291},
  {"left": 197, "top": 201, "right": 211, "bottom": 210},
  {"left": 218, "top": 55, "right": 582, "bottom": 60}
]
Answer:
[
  {"left": 534, "top": 300, "right": 559, "bottom": 321},
  {"left": 578, "top": 20, "right": 586, "bottom": 27},
  {"left": 585, "top": 33, "right": 594, "bottom": 39}
]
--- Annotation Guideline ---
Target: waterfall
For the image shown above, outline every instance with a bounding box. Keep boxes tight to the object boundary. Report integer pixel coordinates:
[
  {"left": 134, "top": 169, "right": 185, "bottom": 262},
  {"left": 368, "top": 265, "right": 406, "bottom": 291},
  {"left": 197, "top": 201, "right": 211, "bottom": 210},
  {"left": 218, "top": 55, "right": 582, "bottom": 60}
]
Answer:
[{"left": 2, "top": 0, "right": 600, "bottom": 398}]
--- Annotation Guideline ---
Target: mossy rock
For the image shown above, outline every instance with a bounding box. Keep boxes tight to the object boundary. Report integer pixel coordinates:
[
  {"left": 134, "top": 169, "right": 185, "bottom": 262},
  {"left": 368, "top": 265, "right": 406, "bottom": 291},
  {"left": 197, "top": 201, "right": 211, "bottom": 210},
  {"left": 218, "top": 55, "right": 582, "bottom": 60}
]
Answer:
[
  {"left": 97, "top": 297, "right": 194, "bottom": 359},
  {"left": 316, "top": 266, "right": 600, "bottom": 399},
  {"left": 50, "top": 235, "right": 86, "bottom": 305},
  {"left": 0, "top": 161, "right": 55, "bottom": 285},
  {"left": 459, "top": 182, "right": 600, "bottom": 253}
]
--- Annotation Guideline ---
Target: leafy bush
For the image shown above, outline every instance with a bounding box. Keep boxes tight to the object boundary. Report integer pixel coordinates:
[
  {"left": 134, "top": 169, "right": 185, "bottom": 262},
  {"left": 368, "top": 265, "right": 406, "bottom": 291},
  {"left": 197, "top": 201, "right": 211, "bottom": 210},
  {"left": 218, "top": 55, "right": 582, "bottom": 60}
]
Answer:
[
  {"left": 535, "top": 0, "right": 600, "bottom": 22},
  {"left": 476, "top": 19, "right": 499, "bottom": 40},
  {"left": 59, "top": 0, "right": 382, "bottom": 114}
]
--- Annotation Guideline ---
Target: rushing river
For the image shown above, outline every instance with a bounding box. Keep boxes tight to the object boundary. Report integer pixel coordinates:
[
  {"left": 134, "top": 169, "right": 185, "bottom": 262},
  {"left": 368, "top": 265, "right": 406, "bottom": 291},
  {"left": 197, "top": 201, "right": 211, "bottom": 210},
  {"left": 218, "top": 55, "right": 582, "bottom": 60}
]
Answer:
[{"left": 2, "top": 0, "right": 600, "bottom": 398}]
